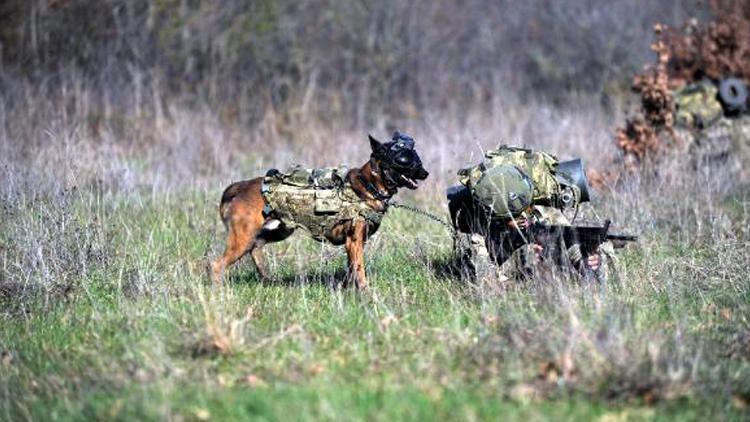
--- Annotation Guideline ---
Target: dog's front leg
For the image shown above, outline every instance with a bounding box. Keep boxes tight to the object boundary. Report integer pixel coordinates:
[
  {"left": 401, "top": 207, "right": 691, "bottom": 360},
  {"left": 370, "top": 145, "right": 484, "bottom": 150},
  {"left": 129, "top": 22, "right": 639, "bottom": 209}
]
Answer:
[{"left": 344, "top": 220, "right": 368, "bottom": 289}]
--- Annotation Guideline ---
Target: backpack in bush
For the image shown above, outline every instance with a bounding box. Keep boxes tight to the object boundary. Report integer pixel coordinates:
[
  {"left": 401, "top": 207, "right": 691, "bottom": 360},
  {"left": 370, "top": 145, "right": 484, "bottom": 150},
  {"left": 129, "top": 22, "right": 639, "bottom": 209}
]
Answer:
[{"left": 673, "top": 80, "right": 723, "bottom": 129}]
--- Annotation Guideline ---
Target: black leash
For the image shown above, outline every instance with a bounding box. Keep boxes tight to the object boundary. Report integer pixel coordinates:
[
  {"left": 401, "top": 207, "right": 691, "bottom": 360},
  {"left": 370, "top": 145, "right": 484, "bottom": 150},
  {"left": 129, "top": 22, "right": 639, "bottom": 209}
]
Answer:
[{"left": 387, "top": 200, "right": 456, "bottom": 236}]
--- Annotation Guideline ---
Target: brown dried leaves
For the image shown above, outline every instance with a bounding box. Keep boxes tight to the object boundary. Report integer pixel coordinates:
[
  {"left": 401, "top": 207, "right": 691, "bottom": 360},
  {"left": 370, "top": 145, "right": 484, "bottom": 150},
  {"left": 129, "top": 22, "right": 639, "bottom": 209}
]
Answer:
[{"left": 615, "top": 1, "right": 750, "bottom": 164}]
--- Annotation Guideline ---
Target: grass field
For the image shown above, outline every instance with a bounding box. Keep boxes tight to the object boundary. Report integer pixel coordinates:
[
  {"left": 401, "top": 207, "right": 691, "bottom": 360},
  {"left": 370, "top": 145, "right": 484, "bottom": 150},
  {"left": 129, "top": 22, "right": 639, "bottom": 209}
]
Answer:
[
  {"left": 1, "top": 168, "right": 749, "bottom": 420},
  {"left": 0, "top": 79, "right": 749, "bottom": 420}
]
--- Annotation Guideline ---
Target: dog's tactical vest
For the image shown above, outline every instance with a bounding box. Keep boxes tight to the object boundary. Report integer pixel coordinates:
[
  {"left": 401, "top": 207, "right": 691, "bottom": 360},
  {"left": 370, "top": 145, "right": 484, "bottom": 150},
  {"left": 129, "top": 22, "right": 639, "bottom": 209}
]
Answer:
[{"left": 261, "top": 166, "right": 385, "bottom": 241}]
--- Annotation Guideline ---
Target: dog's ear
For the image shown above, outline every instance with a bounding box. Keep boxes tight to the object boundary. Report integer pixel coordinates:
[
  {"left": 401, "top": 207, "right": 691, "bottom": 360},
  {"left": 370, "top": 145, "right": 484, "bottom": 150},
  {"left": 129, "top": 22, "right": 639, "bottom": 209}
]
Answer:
[{"left": 369, "top": 134, "right": 386, "bottom": 155}]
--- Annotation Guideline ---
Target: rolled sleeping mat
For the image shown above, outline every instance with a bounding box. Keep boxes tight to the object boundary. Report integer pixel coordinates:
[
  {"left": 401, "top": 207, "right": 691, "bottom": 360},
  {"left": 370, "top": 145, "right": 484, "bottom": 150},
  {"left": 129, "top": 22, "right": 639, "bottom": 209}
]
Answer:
[
  {"left": 557, "top": 158, "right": 591, "bottom": 203},
  {"left": 718, "top": 78, "right": 748, "bottom": 115}
]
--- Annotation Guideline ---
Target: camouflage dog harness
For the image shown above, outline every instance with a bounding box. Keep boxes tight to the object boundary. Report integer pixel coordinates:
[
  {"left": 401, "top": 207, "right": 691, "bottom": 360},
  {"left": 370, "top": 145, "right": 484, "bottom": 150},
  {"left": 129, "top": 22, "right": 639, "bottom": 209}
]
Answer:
[{"left": 261, "top": 166, "right": 385, "bottom": 241}]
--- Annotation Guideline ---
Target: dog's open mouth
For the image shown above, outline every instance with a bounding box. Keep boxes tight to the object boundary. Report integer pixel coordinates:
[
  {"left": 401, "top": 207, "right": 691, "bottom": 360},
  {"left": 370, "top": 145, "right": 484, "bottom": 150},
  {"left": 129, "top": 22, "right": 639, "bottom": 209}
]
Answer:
[{"left": 401, "top": 174, "right": 419, "bottom": 189}]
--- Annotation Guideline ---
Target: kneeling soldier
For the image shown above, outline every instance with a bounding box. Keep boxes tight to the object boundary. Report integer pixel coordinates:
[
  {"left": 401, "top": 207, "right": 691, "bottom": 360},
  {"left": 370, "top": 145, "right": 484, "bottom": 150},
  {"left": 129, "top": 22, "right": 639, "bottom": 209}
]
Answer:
[{"left": 447, "top": 145, "right": 635, "bottom": 283}]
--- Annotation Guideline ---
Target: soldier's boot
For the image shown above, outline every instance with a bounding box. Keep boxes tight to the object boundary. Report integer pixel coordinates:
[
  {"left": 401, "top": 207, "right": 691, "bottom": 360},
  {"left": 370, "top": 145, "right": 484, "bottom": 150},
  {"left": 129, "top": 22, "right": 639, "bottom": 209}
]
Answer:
[
  {"left": 469, "top": 234, "right": 497, "bottom": 282},
  {"left": 453, "top": 233, "right": 494, "bottom": 282}
]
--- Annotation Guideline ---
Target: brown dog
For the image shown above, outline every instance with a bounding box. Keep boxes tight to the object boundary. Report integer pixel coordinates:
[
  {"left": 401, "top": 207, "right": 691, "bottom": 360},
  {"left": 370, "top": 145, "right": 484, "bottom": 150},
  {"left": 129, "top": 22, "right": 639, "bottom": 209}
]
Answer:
[{"left": 211, "top": 132, "right": 429, "bottom": 288}]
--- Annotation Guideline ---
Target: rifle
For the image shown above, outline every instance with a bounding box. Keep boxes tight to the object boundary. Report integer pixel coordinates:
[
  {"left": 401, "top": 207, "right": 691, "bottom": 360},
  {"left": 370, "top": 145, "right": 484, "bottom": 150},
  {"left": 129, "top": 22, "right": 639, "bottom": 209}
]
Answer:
[{"left": 520, "top": 219, "right": 637, "bottom": 259}]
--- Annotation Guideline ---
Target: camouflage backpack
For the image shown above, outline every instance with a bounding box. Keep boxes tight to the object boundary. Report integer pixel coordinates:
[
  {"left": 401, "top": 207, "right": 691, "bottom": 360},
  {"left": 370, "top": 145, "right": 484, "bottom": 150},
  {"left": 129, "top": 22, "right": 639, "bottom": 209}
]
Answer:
[
  {"left": 457, "top": 146, "right": 583, "bottom": 218},
  {"left": 674, "top": 80, "right": 723, "bottom": 129}
]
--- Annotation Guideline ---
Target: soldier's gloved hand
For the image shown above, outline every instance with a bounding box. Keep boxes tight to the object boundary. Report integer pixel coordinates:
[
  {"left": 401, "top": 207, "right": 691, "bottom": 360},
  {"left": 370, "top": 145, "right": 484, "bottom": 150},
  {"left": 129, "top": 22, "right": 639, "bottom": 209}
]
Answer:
[
  {"left": 531, "top": 243, "right": 544, "bottom": 260},
  {"left": 585, "top": 253, "right": 601, "bottom": 271},
  {"left": 569, "top": 244, "right": 601, "bottom": 272},
  {"left": 507, "top": 218, "right": 531, "bottom": 229}
]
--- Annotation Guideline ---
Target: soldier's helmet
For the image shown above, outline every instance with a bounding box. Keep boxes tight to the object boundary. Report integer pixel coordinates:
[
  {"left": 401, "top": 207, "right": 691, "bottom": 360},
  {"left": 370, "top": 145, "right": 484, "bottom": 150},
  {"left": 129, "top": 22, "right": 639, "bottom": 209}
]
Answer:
[{"left": 472, "top": 165, "right": 533, "bottom": 218}]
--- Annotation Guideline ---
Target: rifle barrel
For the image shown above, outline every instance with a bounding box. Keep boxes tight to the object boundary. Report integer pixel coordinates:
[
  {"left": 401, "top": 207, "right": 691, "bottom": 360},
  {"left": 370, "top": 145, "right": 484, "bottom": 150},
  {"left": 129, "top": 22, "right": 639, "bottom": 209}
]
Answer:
[{"left": 607, "top": 234, "right": 638, "bottom": 242}]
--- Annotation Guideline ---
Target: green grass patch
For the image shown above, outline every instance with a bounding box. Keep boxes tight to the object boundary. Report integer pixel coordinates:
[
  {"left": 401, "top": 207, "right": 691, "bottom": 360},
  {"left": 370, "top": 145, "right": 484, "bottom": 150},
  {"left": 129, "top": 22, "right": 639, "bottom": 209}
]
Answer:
[{"left": 1, "top": 190, "right": 749, "bottom": 420}]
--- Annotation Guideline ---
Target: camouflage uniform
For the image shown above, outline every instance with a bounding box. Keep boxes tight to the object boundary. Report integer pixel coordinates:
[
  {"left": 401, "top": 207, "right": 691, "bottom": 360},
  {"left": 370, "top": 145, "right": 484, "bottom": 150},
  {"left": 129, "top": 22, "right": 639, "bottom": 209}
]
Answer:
[
  {"left": 261, "top": 166, "right": 384, "bottom": 241},
  {"left": 459, "top": 205, "right": 617, "bottom": 283},
  {"left": 675, "top": 115, "right": 750, "bottom": 166}
]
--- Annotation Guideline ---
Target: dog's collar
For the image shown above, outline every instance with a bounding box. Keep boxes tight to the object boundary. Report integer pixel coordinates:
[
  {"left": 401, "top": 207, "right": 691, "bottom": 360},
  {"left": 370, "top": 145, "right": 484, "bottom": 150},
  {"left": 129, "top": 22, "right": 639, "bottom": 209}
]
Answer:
[{"left": 357, "top": 173, "right": 392, "bottom": 203}]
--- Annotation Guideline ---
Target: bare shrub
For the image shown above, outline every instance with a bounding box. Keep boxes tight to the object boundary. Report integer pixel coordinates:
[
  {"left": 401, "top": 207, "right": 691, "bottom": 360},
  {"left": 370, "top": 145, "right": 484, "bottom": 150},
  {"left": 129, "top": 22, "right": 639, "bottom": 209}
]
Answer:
[{"left": 616, "top": 117, "right": 660, "bottom": 167}]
